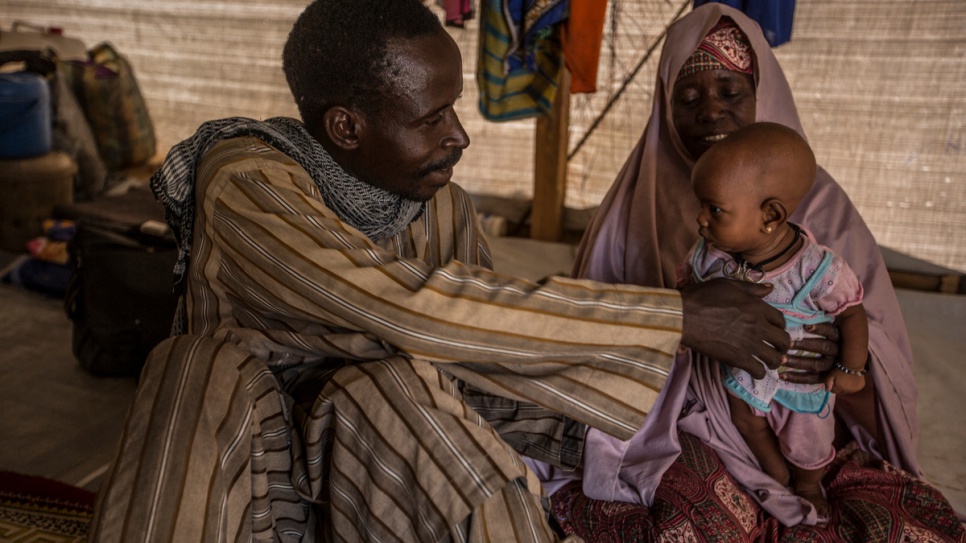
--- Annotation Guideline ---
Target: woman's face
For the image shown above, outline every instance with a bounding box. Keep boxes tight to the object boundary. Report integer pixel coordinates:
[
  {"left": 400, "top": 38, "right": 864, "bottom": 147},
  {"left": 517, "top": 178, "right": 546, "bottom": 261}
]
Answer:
[{"left": 671, "top": 69, "right": 756, "bottom": 161}]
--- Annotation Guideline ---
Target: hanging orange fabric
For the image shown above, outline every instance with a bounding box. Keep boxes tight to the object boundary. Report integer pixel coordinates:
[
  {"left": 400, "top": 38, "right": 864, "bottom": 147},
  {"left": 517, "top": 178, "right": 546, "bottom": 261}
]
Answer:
[{"left": 562, "top": 0, "right": 608, "bottom": 93}]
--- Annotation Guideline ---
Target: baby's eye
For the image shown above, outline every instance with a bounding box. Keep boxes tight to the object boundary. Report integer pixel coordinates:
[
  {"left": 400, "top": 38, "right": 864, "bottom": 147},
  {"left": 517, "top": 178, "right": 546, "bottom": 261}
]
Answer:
[{"left": 709, "top": 205, "right": 723, "bottom": 215}]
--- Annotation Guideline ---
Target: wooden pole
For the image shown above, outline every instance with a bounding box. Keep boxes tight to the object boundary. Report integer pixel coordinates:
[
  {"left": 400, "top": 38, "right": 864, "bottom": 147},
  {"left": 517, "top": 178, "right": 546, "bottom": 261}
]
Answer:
[{"left": 531, "top": 67, "right": 571, "bottom": 241}]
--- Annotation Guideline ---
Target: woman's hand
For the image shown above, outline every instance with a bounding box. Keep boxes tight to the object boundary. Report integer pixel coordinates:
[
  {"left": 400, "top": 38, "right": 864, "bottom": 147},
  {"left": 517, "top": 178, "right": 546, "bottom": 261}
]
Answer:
[{"left": 780, "top": 322, "right": 840, "bottom": 384}]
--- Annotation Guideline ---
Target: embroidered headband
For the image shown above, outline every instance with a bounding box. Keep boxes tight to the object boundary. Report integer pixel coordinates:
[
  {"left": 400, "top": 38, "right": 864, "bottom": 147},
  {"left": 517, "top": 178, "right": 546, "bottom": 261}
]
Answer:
[{"left": 677, "top": 18, "right": 753, "bottom": 81}]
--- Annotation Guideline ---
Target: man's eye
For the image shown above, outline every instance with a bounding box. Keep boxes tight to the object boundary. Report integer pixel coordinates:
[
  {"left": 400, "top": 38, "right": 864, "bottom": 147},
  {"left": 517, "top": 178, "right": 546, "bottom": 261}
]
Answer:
[{"left": 427, "top": 112, "right": 445, "bottom": 126}]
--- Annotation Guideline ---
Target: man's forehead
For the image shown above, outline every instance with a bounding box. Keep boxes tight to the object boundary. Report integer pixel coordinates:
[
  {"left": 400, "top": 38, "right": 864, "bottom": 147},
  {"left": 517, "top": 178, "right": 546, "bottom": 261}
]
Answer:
[{"left": 381, "top": 33, "right": 461, "bottom": 113}]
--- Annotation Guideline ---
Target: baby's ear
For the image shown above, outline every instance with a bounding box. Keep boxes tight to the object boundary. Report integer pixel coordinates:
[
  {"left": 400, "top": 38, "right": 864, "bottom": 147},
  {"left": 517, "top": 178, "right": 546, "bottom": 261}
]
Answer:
[{"left": 761, "top": 197, "right": 788, "bottom": 232}]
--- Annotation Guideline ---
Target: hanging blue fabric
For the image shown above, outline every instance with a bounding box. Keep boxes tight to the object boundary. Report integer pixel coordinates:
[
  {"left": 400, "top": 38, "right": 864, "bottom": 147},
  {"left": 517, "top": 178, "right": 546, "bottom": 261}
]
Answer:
[
  {"left": 503, "top": 0, "right": 569, "bottom": 72},
  {"left": 693, "top": 0, "right": 796, "bottom": 47}
]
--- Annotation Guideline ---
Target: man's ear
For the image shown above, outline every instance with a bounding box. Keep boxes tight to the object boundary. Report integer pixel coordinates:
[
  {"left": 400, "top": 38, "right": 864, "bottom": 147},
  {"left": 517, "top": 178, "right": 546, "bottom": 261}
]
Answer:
[
  {"left": 761, "top": 197, "right": 788, "bottom": 233},
  {"left": 323, "top": 106, "right": 363, "bottom": 151}
]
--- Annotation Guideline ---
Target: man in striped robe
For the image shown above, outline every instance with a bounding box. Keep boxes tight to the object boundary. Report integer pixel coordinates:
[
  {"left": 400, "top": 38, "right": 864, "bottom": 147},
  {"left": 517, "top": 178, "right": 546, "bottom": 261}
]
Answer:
[{"left": 88, "top": 1, "right": 791, "bottom": 541}]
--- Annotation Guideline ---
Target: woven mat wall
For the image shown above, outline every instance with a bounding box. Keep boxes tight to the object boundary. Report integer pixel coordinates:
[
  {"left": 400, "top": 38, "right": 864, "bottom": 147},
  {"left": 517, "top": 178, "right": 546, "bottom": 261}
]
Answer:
[{"left": 1, "top": 0, "right": 962, "bottom": 271}]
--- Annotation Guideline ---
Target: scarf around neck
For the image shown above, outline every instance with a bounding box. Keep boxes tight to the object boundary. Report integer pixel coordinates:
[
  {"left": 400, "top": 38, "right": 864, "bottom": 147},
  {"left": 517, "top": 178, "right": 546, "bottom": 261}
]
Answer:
[{"left": 151, "top": 116, "right": 425, "bottom": 293}]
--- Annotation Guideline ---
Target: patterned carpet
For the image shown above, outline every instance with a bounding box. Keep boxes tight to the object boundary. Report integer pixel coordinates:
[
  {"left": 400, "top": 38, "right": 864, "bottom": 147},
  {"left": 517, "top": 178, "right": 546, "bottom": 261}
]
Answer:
[
  {"left": 552, "top": 433, "right": 966, "bottom": 543},
  {"left": 0, "top": 471, "right": 93, "bottom": 543}
]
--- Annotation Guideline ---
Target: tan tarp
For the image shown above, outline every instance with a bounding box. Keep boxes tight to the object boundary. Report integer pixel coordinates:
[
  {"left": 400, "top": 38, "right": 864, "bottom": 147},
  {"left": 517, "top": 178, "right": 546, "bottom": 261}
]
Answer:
[{"left": 0, "top": 0, "right": 962, "bottom": 271}]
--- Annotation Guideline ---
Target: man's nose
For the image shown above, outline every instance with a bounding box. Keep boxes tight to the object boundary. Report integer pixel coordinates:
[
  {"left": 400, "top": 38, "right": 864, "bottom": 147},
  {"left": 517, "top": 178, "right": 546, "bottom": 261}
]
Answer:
[{"left": 445, "top": 115, "right": 470, "bottom": 149}]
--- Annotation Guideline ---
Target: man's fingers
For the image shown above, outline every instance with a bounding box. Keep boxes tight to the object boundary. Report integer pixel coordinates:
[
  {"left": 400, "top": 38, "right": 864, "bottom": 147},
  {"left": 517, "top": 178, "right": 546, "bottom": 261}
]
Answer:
[
  {"left": 754, "top": 341, "right": 784, "bottom": 370},
  {"left": 765, "top": 304, "right": 787, "bottom": 329},
  {"left": 764, "top": 326, "right": 791, "bottom": 354},
  {"left": 726, "top": 341, "right": 778, "bottom": 378},
  {"left": 744, "top": 356, "right": 767, "bottom": 379}
]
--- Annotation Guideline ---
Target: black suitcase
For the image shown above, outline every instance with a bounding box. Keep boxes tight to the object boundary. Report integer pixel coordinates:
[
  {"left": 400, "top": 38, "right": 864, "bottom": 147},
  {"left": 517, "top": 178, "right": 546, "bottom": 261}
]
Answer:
[{"left": 60, "top": 188, "right": 178, "bottom": 377}]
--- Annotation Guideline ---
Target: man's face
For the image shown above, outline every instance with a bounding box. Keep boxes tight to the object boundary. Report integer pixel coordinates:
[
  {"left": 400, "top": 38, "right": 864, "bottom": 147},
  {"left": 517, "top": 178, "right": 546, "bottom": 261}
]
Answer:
[
  {"left": 671, "top": 69, "right": 756, "bottom": 161},
  {"left": 353, "top": 32, "right": 470, "bottom": 202}
]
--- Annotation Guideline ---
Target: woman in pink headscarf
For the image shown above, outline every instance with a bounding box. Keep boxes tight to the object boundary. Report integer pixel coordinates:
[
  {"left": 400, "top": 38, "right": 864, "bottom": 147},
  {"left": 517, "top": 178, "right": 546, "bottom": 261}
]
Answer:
[{"left": 547, "top": 3, "right": 965, "bottom": 539}]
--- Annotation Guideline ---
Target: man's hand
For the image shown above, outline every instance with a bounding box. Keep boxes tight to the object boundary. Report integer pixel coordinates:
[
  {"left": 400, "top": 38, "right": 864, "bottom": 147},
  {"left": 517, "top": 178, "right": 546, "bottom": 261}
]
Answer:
[{"left": 680, "top": 279, "right": 789, "bottom": 378}]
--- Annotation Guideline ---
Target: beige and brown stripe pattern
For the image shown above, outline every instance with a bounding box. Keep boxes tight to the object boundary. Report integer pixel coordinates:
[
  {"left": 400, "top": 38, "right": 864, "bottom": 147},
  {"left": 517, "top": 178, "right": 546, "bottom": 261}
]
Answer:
[{"left": 90, "top": 137, "right": 683, "bottom": 541}]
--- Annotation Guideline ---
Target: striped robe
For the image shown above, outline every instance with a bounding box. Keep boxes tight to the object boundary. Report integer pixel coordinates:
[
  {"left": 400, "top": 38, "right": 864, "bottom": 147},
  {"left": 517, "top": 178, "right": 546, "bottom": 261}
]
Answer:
[{"left": 89, "top": 137, "right": 683, "bottom": 542}]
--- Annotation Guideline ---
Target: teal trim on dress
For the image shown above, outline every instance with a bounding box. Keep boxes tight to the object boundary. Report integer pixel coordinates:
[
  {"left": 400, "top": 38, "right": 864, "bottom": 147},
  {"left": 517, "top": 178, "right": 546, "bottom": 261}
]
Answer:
[
  {"left": 722, "top": 363, "right": 773, "bottom": 411},
  {"left": 773, "top": 387, "right": 830, "bottom": 414}
]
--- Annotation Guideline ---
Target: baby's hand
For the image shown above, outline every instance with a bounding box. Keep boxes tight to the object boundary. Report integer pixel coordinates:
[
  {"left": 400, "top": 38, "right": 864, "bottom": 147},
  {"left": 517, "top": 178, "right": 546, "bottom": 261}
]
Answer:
[{"left": 825, "top": 368, "right": 865, "bottom": 395}]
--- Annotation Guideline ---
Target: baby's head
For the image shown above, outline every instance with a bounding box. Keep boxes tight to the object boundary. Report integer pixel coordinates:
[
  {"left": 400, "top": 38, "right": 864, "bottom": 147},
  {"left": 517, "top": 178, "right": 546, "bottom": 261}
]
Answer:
[{"left": 691, "top": 122, "right": 816, "bottom": 255}]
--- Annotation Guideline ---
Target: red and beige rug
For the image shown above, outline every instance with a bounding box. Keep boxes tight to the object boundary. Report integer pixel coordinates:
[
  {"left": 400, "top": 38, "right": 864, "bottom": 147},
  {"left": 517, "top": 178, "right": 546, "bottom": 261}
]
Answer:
[{"left": 0, "top": 471, "right": 94, "bottom": 542}]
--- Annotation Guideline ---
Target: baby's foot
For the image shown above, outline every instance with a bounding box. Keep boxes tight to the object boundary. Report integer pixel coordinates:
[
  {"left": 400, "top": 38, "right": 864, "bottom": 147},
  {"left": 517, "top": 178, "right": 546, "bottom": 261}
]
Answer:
[{"left": 796, "top": 484, "right": 829, "bottom": 517}]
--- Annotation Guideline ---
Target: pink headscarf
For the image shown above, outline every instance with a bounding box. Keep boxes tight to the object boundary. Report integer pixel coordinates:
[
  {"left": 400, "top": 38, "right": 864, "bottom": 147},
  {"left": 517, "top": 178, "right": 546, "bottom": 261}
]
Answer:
[{"left": 573, "top": 3, "right": 921, "bottom": 525}]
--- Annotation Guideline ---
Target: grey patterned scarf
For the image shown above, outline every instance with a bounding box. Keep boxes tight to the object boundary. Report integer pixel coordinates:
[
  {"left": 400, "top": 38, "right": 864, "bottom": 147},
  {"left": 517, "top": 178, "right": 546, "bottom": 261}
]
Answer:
[{"left": 151, "top": 116, "right": 425, "bottom": 294}]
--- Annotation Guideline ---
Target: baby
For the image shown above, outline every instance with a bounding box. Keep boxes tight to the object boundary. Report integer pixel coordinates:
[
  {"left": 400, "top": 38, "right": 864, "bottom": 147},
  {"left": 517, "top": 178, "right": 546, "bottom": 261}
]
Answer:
[{"left": 677, "top": 122, "right": 869, "bottom": 515}]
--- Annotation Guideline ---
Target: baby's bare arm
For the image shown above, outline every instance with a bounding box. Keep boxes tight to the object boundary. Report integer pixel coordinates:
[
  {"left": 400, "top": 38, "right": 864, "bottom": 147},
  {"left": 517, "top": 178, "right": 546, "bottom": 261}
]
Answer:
[
  {"left": 825, "top": 303, "right": 869, "bottom": 394},
  {"left": 836, "top": 303, "right": 869, "bottom": 373}
]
